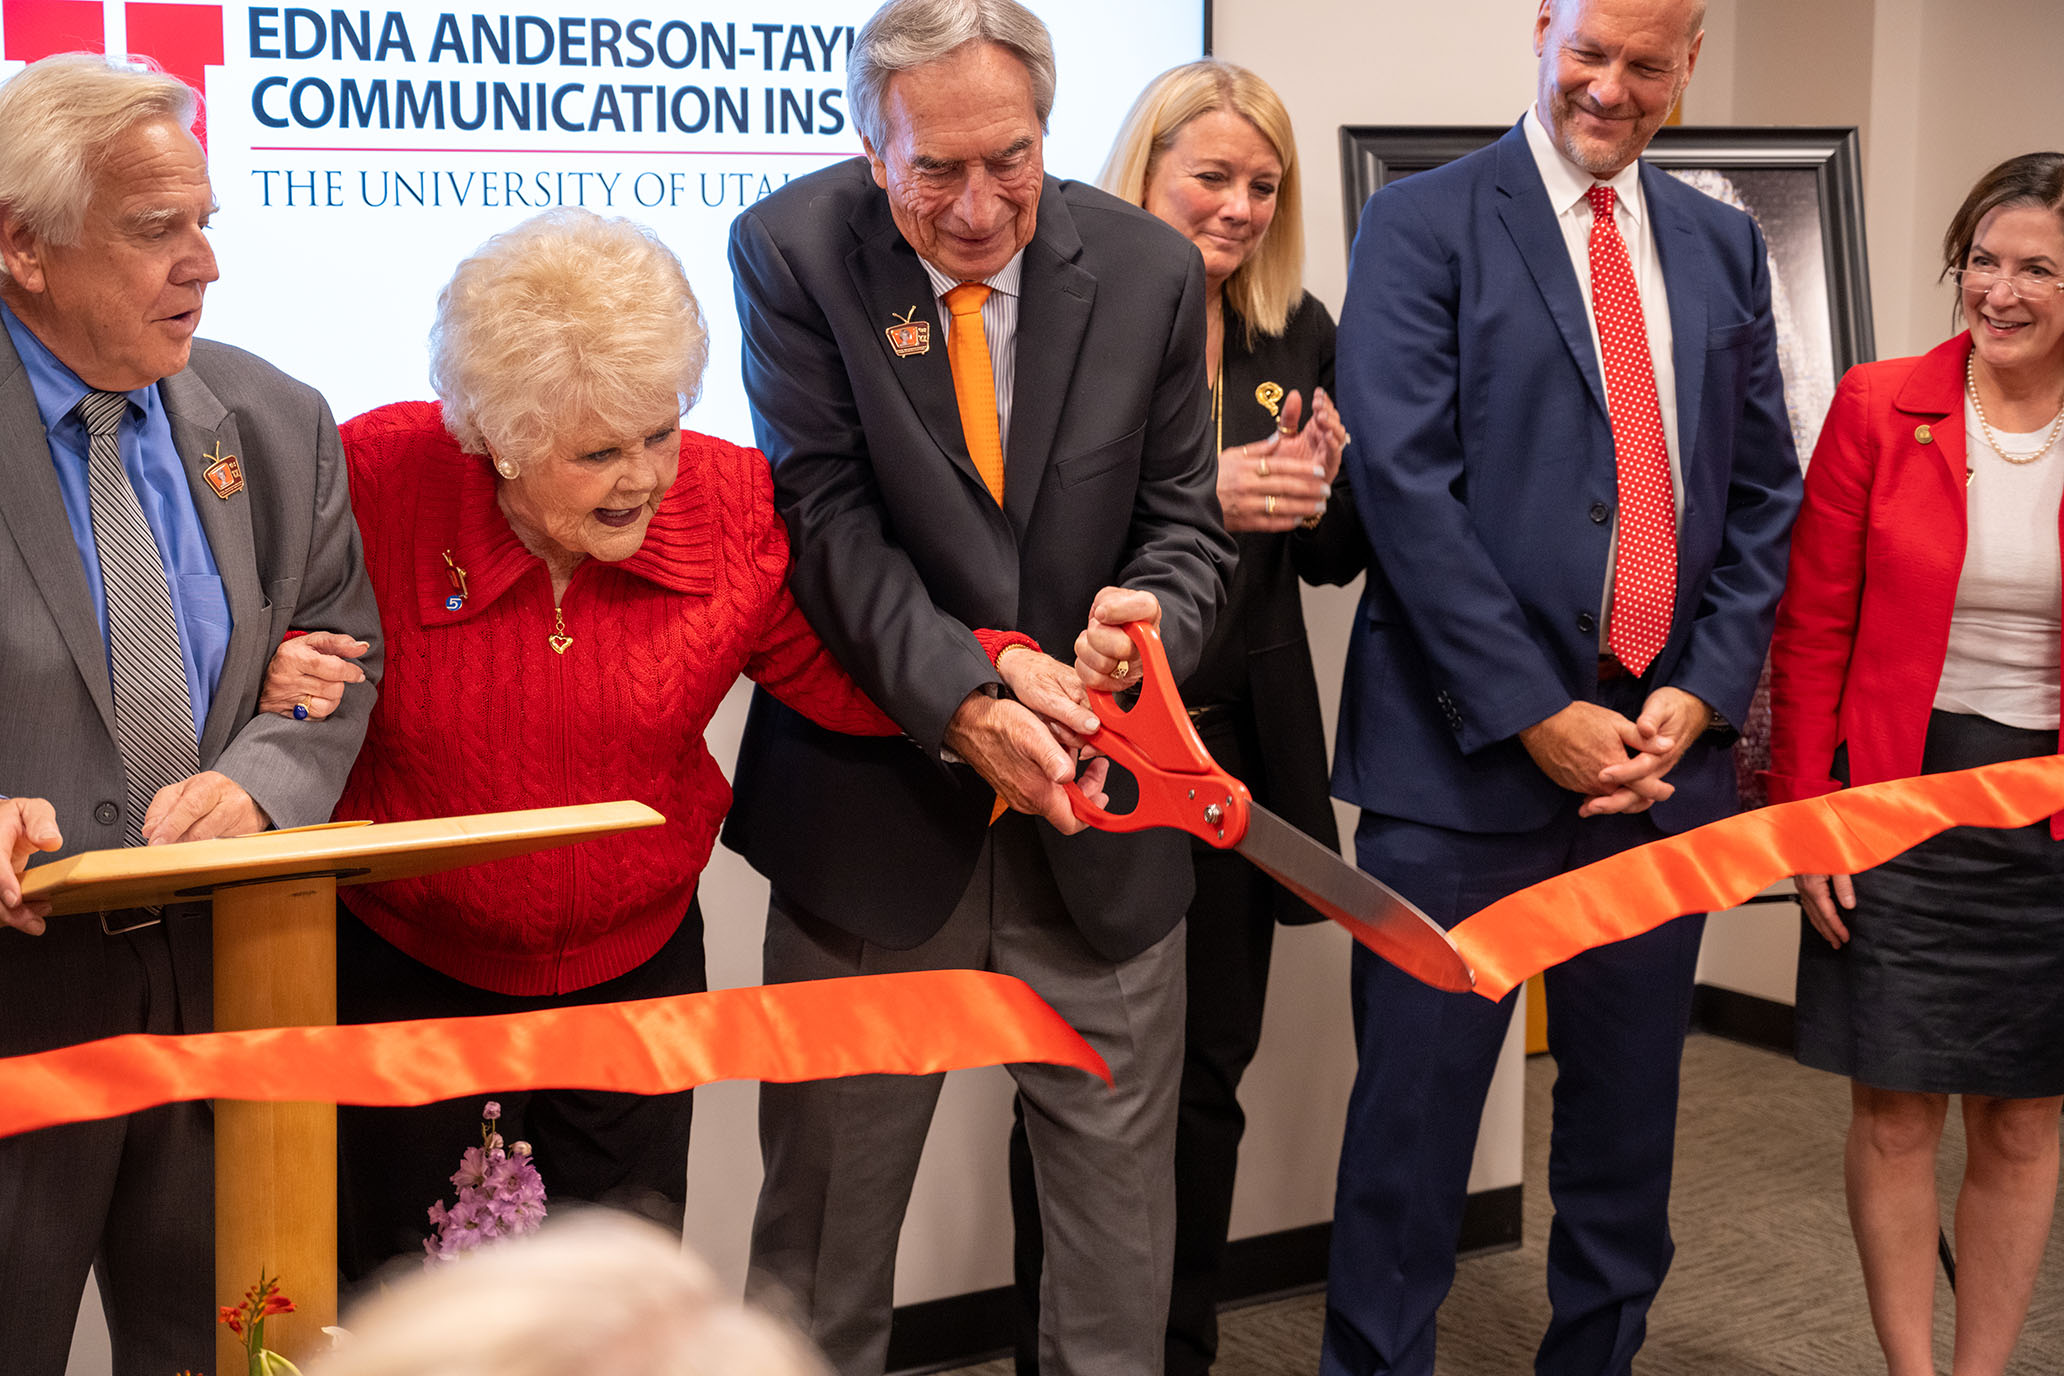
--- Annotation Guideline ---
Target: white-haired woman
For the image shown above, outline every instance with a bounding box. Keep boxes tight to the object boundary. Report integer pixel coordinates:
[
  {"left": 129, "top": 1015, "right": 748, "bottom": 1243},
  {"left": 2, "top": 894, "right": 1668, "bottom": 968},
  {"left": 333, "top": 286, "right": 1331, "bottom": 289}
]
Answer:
[
  {"left": 311, "top": 1213, "right": 829, "bottom": 1376},
  {"left": 272, "top": 207, "right": 899, "bottom": 1282},
  {"left": 1006, "top": 58, "right": 1364, "bottom": 1376}
]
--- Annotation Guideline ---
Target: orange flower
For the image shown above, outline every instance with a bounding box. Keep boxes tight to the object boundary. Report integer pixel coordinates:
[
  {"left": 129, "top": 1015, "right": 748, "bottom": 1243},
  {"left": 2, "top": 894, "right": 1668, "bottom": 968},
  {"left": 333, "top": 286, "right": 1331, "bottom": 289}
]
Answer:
[{"left": 220, "top": 1303, "right": 246, "bottom": 1336}]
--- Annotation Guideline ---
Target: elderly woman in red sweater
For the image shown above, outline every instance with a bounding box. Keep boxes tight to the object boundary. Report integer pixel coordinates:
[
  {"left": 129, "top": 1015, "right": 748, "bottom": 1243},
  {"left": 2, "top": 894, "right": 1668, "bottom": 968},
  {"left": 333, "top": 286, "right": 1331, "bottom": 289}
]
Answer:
[{"left": 266, "top": 207, "right": 931, "bottom": 1283}]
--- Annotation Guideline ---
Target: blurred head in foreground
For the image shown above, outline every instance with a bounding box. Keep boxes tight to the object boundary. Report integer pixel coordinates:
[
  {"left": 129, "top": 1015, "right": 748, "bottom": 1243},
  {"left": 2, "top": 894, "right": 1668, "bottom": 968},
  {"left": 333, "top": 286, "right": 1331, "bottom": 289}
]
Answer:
[{"left": 312, "top": 1212, "right": 828, "bottom": 1376}]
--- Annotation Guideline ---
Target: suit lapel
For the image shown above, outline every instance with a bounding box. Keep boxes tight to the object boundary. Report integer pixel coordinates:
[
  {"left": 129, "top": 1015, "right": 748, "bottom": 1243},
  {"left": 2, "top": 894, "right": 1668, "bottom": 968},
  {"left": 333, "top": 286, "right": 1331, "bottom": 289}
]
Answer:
[
  {"left": 0, "top": 328, "right": 120, "bottom": 739},
  {"left": 1004, "top": 183, "right": 1092, "bottom": 527},
  {"left": 159, "top": 366, "right": 261, "bottom": 764},
  {"left": 1645, "top": 165, "right": 1709, "bottom": 483},
  {"left": 1894, "top": 332, "right": 1972, "bottom": 495},
  {"left": 842, "top": 214, "right": 986, "bottom": 495},
  {"left": 1494, "top": 126, "right": 1608, "bottom": 420}
]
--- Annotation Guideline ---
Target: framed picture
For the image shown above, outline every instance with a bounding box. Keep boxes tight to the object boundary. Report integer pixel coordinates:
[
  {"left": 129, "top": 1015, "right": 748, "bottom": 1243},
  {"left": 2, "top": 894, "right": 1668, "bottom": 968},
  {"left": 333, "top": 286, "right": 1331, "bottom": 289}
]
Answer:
[{"left": 1336, "top": 124, "right": 1876, "bottom": 806}]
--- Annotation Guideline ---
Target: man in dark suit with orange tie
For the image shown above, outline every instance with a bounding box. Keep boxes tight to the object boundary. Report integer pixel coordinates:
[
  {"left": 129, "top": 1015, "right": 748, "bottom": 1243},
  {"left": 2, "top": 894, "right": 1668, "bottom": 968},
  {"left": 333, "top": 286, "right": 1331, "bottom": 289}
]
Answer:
[
  {"left": 1323, "top": 2, "right": 1801, "bottom": 1372},
  {"left": 722, "top": 1, "right": 1233, "bottom": 1372}
]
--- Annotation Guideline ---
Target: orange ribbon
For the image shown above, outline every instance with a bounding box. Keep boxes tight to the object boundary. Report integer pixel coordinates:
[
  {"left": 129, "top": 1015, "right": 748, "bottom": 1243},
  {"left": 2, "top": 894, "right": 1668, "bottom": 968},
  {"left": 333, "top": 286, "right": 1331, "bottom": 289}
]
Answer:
[
  {"left": 0, "top": 970, "right": 1110, "bottom": 1138},
  {"left": 1447, "top": 755, "right": 2064, "bottom": 1001}
]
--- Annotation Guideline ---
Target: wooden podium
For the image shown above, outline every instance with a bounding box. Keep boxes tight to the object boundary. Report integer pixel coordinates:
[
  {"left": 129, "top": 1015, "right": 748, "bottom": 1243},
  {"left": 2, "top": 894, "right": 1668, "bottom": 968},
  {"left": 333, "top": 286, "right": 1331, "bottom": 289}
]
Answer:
[{"left": 20, "top": 801, "right": 664, "bottom": 1367}]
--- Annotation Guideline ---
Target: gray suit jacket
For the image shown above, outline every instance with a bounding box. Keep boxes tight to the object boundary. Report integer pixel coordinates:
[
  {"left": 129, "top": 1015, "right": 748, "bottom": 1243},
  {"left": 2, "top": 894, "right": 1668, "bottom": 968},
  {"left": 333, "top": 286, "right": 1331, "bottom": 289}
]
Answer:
[
  {"left": 0, "top": 330, "right": 383, "bottom": 1052},
  {"left": 722, "top": 159, "right": 1234, "bottom": 961}
]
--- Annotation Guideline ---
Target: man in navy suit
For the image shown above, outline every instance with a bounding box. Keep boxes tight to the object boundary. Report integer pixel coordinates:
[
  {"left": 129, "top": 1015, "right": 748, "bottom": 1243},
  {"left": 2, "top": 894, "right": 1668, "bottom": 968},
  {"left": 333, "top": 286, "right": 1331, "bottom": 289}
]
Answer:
[{"left": 1323, "top": 2, "right": 1800, "bottom": 1372}]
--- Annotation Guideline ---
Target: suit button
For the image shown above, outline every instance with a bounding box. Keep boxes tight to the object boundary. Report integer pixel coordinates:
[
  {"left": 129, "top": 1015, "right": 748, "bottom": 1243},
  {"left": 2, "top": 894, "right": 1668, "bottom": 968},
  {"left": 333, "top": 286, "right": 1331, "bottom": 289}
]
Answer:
[
  {"left": 1589, "top": 501, "right": 1610, "bottom": 524},
  {"left": 94, "top": 801, "right": 120, "bottom": 826},
  {"left": 1576, "top": 611, "right": 1597, "bottom": 634}
]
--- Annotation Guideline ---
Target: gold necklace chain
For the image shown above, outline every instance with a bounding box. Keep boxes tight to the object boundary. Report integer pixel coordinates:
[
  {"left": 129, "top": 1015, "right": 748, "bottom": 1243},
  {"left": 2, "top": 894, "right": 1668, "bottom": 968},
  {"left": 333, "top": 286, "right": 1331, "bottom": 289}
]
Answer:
[{"left": 1967, "top": 354, "right": 2064, "bottom": 464}]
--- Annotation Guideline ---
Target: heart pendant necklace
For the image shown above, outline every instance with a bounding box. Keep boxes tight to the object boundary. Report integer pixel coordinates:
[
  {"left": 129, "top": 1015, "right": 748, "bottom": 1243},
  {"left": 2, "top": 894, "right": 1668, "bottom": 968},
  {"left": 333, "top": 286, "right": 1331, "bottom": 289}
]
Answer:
[{"left": 549, "top": 605, "right": 573, "bottom": 655}]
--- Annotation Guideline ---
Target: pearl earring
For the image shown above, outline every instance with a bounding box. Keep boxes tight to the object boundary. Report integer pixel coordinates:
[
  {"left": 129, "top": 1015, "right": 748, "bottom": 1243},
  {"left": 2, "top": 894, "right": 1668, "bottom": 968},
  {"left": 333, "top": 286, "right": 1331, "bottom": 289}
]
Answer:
[{"left": 495, "top": 459, "right": 519, "bottom": 479}]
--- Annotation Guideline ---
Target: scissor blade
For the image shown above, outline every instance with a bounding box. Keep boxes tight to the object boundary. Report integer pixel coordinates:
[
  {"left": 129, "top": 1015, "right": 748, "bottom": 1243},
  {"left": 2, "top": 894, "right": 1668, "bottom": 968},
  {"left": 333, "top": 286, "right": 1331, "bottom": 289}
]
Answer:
[{"left": 1234, "top": 805, "right": 1475, "bottom": 992}]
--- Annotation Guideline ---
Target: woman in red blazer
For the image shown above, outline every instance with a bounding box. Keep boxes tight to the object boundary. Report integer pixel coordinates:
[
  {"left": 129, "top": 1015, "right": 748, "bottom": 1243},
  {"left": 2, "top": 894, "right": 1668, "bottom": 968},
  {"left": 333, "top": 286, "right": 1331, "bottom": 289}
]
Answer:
[{"left": 1768, "top": 152, "right": 2064, "bottom": 1376}]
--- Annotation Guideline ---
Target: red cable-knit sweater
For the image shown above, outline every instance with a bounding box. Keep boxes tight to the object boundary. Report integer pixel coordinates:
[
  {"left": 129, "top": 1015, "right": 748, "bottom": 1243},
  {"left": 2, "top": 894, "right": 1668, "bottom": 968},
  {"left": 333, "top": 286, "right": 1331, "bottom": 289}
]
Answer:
[{"left": 333, "top": 401, "right": 898, "bottom": 995}]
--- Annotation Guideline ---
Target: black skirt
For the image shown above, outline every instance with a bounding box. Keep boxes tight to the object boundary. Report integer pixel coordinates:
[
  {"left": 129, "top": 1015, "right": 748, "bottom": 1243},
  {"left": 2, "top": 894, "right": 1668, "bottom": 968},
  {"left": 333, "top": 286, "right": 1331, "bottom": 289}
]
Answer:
[{"left": 1794, "top": 709, "right": 2064, "bottom": 1098}]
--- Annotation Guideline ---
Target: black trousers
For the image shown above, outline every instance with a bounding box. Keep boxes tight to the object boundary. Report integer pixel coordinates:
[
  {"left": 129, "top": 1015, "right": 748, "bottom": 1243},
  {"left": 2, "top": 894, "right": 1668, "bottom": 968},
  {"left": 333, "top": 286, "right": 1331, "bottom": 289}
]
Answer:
[
  {"left": 1010, "top": 709, "right": 1276, "bottom": 1375},
  {"left": 336, "top": 898, "right": 703, "bottom": 1286}
]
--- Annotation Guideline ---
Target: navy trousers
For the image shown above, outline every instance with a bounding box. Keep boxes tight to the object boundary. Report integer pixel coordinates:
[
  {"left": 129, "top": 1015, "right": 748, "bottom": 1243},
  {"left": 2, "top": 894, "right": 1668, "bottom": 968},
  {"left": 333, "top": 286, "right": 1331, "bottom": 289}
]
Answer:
[{"left": 1321, "top": 798, "right": 1707, "bottom": 1376}]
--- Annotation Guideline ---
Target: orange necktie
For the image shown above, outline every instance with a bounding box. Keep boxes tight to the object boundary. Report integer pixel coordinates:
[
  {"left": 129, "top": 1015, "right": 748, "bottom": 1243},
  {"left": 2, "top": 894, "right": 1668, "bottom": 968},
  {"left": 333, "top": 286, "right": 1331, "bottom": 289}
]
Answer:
[{"left": 944, "top": 282, "right": 1005, "bottom": 503}]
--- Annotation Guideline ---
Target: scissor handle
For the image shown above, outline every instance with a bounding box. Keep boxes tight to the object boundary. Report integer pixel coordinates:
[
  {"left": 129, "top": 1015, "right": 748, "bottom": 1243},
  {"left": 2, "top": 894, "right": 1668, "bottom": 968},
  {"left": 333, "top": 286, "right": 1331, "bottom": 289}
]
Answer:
[{"left": 1064, "top": 621, "right": 1252, "bottom": 848}]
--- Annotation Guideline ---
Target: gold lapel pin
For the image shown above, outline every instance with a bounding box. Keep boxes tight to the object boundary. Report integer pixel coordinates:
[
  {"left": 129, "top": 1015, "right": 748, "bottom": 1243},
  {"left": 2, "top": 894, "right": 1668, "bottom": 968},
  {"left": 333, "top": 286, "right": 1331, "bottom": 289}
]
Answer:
[
  {"left": 201, "top": 440, "right": 243, "bottom": 499},
  {"left": 1255, "top": 381, "right": 1284, "bottom": 420},
  {"left": 441, "top": 549, "right": 469, "bottom": 611},
  {"left": 885, "top": 305, "right": 931, "bottom": 358}
]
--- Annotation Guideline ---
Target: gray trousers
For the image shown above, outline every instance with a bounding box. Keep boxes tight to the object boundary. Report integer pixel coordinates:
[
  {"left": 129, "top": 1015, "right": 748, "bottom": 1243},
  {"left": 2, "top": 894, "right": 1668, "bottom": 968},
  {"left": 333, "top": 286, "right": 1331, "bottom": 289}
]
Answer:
[
  {"left": 747, "top": 815, "right": 1184, "bottom": 1376},
  {"left": 0, "top": 921, "right": 212, "bottom": 1376}
]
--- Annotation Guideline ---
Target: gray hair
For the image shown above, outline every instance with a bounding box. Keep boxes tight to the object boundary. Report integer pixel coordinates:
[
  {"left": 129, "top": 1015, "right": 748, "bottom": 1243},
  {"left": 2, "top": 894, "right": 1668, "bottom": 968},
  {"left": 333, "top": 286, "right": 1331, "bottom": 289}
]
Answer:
[
  {"left": 430, "top": 207, "right": 708, "bottom": 471},
  {"left": 849, "top": 0, "right": 1056, "bottom": 153},
  {"left": 0, "top": 54, "right": 197, "bottom": 279}
]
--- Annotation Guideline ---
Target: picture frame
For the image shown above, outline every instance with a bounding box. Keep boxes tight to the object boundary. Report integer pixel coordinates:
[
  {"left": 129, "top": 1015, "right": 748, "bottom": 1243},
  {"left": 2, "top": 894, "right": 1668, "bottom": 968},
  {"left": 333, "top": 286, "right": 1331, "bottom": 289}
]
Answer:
[{"left": 1339, "top": 123, "right": 1875, "bottom": 390}]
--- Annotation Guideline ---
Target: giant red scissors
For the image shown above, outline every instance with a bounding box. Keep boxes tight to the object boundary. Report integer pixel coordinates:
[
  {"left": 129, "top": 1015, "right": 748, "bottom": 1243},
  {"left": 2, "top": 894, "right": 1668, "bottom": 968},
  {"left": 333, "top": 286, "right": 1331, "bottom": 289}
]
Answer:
[{"left": 1066, "top": 620, "right": 1474, "bottom": 993}]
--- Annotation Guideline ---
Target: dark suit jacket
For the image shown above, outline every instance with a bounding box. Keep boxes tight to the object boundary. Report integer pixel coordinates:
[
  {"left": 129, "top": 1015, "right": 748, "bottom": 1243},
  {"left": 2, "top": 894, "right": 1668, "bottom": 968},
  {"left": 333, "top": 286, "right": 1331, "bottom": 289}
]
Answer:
[
  {"left": 1188, "top": 293, "right": 1363, "bottom": 925},
  {"left": 1765, "top": 334, "right": 2057, "bottom": 816},
  {"left": 0, "top": 333, "right": 382, "bottom": 1053},
  {"left": 1331, "top": 121, "right": 1801, "bottom": 836},
  {"left": 723, "top": 158, "right": 1234, "bottom": 960}
]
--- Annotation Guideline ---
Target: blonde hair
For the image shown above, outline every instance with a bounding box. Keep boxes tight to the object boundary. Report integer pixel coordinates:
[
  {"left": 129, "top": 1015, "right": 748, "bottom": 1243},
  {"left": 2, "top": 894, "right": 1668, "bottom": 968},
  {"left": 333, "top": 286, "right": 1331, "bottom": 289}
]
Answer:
[
  {"left": 1099, "top": 60, "right": 1304, "bottom": 342},
  {"left": 431, "top": 207, "right": 708, "bottom": 470},
  {"left": 0, "top": 54, "right": 197, "bottom": 280},
  {"left": 310, "top": 1213, "right": 829, "bottom": 1376}
]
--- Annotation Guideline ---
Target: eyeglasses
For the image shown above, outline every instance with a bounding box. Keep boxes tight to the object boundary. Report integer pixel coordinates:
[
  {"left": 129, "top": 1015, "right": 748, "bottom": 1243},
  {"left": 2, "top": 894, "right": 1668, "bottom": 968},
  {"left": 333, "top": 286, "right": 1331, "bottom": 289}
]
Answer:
[{"left": 1949, "top": 266, "right": 2064, "bottom": 301}]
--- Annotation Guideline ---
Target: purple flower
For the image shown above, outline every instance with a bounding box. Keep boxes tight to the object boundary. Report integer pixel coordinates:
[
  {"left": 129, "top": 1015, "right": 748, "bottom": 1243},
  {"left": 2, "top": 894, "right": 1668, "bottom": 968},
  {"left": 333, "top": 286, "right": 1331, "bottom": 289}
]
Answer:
[
  {"left": 424, "top": 1104, "right": 548, "bottom": 1267},
  {"left": 482, "top": 1100, "right": 501, "bottom": 1121}
]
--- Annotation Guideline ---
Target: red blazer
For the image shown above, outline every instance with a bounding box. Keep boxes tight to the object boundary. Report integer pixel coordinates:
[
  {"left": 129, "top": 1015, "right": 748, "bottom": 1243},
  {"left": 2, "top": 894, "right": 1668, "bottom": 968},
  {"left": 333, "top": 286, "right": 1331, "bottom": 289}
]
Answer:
[{"left": 1766, "top": 332, "right": 2064, "bottom": 834}]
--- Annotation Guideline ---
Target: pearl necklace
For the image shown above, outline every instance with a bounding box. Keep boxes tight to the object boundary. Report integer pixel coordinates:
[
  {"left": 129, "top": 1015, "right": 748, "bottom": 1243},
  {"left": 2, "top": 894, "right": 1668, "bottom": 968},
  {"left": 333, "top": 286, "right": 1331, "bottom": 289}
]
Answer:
[{"left": 1967, "top": 355, "right": 2064, "bottom": 464}]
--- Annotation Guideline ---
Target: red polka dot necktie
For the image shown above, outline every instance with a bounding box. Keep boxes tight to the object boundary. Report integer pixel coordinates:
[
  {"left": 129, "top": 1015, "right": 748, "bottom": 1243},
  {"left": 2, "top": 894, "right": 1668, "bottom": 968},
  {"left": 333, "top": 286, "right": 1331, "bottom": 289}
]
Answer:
[{"left": 1587, "top": 183, "right": 1675, "bottom": 675}]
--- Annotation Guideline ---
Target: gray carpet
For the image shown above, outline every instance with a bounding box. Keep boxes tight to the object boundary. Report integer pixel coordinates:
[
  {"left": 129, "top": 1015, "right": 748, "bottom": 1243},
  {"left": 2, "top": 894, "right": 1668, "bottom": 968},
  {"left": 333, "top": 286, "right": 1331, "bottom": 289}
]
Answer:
[{"left": 949, "top": 1033, "right": 2064, "bottom": 1374}]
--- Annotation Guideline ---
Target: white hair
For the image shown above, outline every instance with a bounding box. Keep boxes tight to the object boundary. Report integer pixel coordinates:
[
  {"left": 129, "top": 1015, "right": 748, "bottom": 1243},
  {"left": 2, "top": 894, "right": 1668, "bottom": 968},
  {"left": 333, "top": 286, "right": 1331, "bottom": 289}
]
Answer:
[
  {"left": 311, "top": 1212, "right": 829, "bottom": 1376},
  {"left": 0, "top": 53, "right": 196, "bottom": 280}
]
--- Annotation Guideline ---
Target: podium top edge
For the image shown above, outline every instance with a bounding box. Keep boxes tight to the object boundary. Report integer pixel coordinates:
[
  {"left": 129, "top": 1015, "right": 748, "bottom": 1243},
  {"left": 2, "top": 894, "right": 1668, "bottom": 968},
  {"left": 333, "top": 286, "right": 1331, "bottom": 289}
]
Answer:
[{"left": 21, "top": 800, "right": 665, "bottom": 899}]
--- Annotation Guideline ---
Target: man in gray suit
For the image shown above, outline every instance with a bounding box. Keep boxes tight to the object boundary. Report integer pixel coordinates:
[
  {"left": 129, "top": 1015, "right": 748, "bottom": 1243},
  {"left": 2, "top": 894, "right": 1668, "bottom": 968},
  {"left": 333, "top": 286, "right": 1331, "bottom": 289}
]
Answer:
[
  {"left": 0, "top": 55, "right": 380, "bottom": 1374},
  {"left": 723, "top": 2, "right": 1231, "bottom": 1372}
]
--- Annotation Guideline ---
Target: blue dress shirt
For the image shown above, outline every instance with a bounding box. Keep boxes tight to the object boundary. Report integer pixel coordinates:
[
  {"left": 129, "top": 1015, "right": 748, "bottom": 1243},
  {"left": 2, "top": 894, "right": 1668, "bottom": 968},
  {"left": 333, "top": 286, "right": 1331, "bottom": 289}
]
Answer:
[{"left": 3, "top": 302, "right": 229, "bottom": 739}]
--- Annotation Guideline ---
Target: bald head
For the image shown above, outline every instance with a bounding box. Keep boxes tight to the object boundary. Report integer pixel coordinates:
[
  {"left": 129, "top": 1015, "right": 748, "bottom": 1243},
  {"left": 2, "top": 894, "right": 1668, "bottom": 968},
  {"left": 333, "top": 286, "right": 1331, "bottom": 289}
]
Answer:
[{"left": 1533, "top": 0, "right": 1705, "bottom": 177}]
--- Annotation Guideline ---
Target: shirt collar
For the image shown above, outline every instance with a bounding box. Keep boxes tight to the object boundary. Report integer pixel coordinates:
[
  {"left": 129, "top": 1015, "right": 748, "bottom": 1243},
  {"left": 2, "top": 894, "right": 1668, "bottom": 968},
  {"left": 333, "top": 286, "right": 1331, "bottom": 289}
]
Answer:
[
  {"left": 1522, "top": 106, "right": 1646, "bottom": 228},
  {"left": 0, "top": 298, "right": 160, "bottom": 432},
  {"left": 921, "top": 248, "right": 1025, "bottom": 303}
]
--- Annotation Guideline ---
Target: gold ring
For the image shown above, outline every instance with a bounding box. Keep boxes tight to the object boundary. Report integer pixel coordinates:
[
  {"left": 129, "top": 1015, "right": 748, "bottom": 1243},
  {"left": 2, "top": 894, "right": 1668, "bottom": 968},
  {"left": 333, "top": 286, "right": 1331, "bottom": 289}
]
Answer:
[
  {"left": 1114, "top": 659, "right": 1130, "bottom": 680},
  {"left": 1257, "top": 456, "right": 1271, "bottom": 477},
  {"left": 1264, "top": 495, "right": 1277, "bottom": 517}
]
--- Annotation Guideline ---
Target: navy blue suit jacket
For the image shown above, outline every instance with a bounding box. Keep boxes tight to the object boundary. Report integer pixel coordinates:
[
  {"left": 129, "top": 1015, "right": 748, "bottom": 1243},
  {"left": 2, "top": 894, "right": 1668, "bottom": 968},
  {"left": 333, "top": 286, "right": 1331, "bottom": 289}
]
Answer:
[{"left": 1331, "top": 121, "right": 1801, "bottom": 836}]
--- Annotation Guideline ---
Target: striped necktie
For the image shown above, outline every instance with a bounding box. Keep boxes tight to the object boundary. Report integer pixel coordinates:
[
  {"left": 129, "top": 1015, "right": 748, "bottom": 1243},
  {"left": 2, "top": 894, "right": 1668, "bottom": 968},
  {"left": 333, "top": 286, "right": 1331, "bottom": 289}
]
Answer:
[{"left": 77, "top": 389, "right": 199, "bottom": 846}]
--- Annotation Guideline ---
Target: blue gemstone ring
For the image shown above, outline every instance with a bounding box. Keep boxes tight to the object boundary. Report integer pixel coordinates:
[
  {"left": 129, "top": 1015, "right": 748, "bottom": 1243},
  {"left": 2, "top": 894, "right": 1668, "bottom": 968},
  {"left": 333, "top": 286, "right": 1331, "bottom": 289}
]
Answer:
[{"left": 293, "top": 699, "right": 310, "bottom": 721}]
